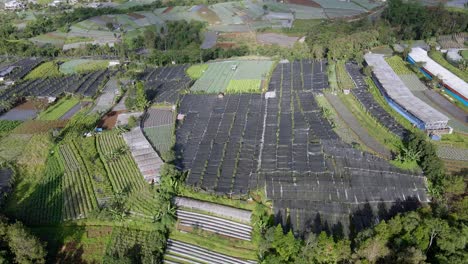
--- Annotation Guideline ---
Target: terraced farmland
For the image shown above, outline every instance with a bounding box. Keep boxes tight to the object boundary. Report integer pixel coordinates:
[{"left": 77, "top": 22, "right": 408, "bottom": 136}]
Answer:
[
  {"left": 0, "top": 69, "right": 114, "bottom": 112},
  {"left": 142, "top": 108, "right": 175, "bottom": 155},
  {"left": 97, "top": 132, "right": 159, "bottom": 216},
  {"left": 345, "top": 62, "right": 408, "bottom": 138},
  {"left": 176, "top": 60, "right": 428, "bottom": 236},
  {"left": 165, "top": 239, "right": 256, "bottom": 264},
  {"left": 176, "top": 209, "right": 252, "bottom": 241},
  {"left": 59, "top": 143, "right": 99, "bottom": 221},
  {"left": 38, "top": 97, "right": 80, "bottom": 120},
  {"left": 141, "top": 65, "right": 191, "bottom": 104}
]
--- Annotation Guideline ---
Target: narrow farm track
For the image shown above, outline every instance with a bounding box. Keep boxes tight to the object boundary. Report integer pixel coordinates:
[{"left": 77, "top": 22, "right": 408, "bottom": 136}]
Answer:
[
  {"left": 412, "top": 90, "right": 468, "bottom": 134},
  {"left": 324, "top": 93, "right": 391, "bottom": 158}
]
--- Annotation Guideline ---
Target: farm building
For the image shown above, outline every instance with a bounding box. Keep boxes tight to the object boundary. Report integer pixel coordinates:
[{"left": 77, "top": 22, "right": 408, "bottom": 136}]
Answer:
[
  {"left": 365, "top": 53, "right": 450, "bottom": 132},
  {"left": 0, "top": 66, "right": 16, "bottom": 81},
  {"left": 4, "top": 0, "right": 24, "bottom": 10},
  {"left": 408, "top": 47, "right": 468, "bottom": 107}
]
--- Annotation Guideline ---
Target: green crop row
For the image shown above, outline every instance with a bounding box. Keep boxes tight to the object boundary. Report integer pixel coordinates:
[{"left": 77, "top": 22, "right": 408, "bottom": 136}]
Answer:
[
  {"left": 96, "top": 132, "right": 159, "bottom": 216},
  {"left": 59, "top": 142, "right": 98, "bottom": 221},
  {"left": 225, "top": 79, "right": 261, "bottom": 93},
  {"left": 24, "top": 61, "right": 63, "bottom": 80},
  {"left": 0, "top": 120, "right": 22, "bottom": 135},
  {"left": 38, "top": 97, "right": 80, "bottom": 120},
  {"left": 385, "top": 56, "right": 414, "bottom": 75},
  {"left": 143, "top": 125, "right": 174, "bottom": 155},
  {"left": 336, "top": 61, "right": 355, "bottom": 90}
]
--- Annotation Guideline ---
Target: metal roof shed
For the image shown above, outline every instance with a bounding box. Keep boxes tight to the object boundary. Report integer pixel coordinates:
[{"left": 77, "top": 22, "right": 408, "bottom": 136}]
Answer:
[
  {"left": 408, "top": 47, "right": 468, "bottom": 103},
  {"left": 365, "top": 53, "right": 449, "bottom": 130}
]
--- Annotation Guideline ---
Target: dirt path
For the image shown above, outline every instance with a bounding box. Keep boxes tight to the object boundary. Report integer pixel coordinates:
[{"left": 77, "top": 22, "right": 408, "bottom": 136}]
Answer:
[{"left": 325, "top": 93, "right": 391, "bottom": 158}]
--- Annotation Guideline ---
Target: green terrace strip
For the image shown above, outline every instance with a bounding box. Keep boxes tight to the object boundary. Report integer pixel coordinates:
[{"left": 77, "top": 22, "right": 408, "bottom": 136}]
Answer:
[
  {"left": 385, "top": 56, "right": 414, "bottom": 75},
  {"left": 225, "top": 79, "right": 262, "bottom": 93},
  {"left": 315, "top": 95, "right": 371, "bottom": 153},
  {"left": 3, "top": 133, "right": 58, "bottom": 224},
  {"left": 338, "top": 92, "right": 401, "bottom": 153},
  {"left": 169, "top": 230, "right": 258, "bottom": 261},
  {"left": 59, "top": 142, "right": 99, "bottom": 221},
  {"left": 0, "top": 120, "right": 22, "bottom": 137},
  {"left": 186, "top": 64, "right": 208, "bottom": 80},
  {"left": 38, "top": 98, "right": 80, "bottom": 120},
  {"left": 96, "top": 132, "right": 158, "bottom": 217},
  {"left": 59, "top": 59, "right": 110, "bottom": 74},
  {"left": 190, "top": 60, "right": 274, "bottom": 93},
  {"left": 336, "top": 61, "right": 354, "bottom": 90},
  {"left": 24, "top": 61, "right": 63, "bottom": 80},
  {"left": 428, "top": 50, "right": 468, "bottom": 82}
]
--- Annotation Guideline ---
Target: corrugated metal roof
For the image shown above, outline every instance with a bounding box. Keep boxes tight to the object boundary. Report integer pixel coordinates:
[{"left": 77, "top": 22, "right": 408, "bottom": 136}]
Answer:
[
  {"left": 365, "top": 53, "right": 449, "bottom": 128},
  {"left": 409, "top": 47, "right": 468, "bottom": 100}
]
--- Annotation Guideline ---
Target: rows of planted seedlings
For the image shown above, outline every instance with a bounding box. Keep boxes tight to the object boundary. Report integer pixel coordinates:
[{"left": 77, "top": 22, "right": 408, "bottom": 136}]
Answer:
[
  {"left": 59, "top": 142, "right": 98, "bottom": 221},
  {"left": 96, "top": 132, "right": 159, "bottom": 216}
]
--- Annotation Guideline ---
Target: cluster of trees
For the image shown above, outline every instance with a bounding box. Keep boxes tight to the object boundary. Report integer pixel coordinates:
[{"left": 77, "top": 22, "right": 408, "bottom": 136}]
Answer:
[
  {"left": 0, "top": 217, "right": 46, "bottom": 263},
  {"left": 305, "top": 0, "right": 467, "bottom": 61},
  {"left": 131, "top": 21, "right": 205, "bottom": 51},
  {"left": 383, "top": 0, "right": 468, "bottom": 40},
  {"left": 405, "top": 131, "right": 447, "bottom": 197},
  {"left": 125, "top": 81, "right": 149, "bottom": 111},
  {"left": 256, "top": 180, "right": 466, "bottom": 264},
  {"left": 305, "top": 19, "right": 393, "bottom": 61}
]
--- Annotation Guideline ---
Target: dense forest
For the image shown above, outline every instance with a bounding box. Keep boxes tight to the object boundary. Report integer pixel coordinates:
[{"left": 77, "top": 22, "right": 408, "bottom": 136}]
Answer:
[{"left": 306, "top": 0, "right": 467, "bottom": 61}]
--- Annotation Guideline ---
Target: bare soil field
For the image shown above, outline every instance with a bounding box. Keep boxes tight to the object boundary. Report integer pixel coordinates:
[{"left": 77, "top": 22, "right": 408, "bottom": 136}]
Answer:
[{"left": 99, "top": 110, "right": 125, "bottom": 129}]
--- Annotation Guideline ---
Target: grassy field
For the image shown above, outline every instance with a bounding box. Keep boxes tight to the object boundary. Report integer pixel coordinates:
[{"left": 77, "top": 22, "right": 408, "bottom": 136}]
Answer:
[
  {"left": 186, "top": 64, "right": 208, "bottom": 80},
  {"left": 24, "top": 61, "right": 62, "bottom": 80},
  {"left": 385, "top": 56, "right": 414, "bottom": 75},
  {"left": 461, "top": 50, "right": 468, "bottom": 60},
  {"left": 0, "top": 120, "right": 22, "bottom": 138},
  {"left": 96, "top": 132, "right": 159, "bottom": 217},
  {"left": 38, "top": 98, "right": 80, "bottom": 120},
  {"left": 225, "top": 79, "right": 262, "bottom": 93},
  {"left": 143, "top": 125, "right": 174, "bottom": 156},
  {"left": 336, "top": 61, "right": 354, "bottom": 90},
  {"left": 32, "top": 225, "right": 113, "bottom": 263},
  {"left": 190, "top": 60, "right": 273, "bottom": 93},
  {"left": 327, "top": 62, "right": 339, "bottom": 91},
  {"left": 60, "top": 59, "right": 109, "bottom": 74},
  {"left": 339, "top": 93, "right": 402, "bottom": 153},
  {"left": 315, "top": 95, "right": 371, "bottom": 152},
  {"left": 429, "top": 50, "right": 468, "bottom": 82}
]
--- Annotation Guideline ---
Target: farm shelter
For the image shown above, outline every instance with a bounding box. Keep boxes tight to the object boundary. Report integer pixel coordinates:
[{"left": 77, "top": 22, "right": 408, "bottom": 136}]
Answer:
[
  {"left": 365, "top": 53, "right": 449, "bottom": 132},
  {"left": 408, "top": 47, "right": 468, "bottom": 107}
]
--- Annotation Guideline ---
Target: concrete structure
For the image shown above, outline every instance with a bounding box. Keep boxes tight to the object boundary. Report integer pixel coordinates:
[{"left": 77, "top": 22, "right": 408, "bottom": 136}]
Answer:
[
  {"left": 408, "top": 47, "right": 468, "bottom": 106},
  {"left": 4, "top": 0, "right": 25, "bottom": 10},
  {"left": 365, "top": 53, "right": 449, "bottom": 131}
]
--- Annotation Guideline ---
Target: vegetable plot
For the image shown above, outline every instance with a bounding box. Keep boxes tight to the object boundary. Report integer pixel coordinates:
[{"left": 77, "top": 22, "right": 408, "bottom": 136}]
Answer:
[
  {"left": 225, "top": 79, "right": 262, "bottom": 93},
  {"left": 59, "top": 143, "right": 98, "bottom": 220},
  {"left": 96, "top": 132, "right": 159, "bottom": 216}
]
